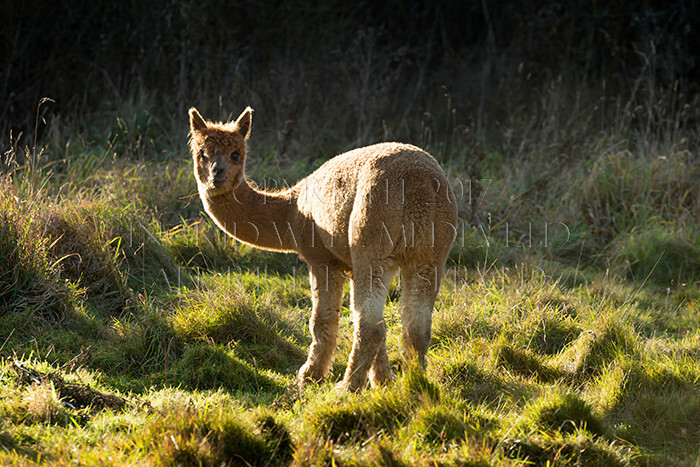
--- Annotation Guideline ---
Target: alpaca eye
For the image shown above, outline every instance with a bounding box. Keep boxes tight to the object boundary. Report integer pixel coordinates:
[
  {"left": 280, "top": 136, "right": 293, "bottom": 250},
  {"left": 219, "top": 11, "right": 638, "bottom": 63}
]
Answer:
[
  {"left": 198, "top": 149, "right": 207, "bottom": 159},
  {"left": 231, "top": 152, "right": 241, "bottom": 161}
]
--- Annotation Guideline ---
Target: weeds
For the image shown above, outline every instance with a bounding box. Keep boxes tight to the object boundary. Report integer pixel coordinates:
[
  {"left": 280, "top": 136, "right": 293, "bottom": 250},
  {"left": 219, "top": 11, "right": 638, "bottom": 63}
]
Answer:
[{"left": 0, "top": 187, "right": 77, "bottom": 321}]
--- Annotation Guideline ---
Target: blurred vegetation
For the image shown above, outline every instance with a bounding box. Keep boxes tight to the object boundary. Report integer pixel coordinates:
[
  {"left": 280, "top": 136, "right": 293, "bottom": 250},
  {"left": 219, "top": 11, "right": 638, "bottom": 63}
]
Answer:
[{"left": 2, "top": 0, "right": 698, "bottom": 152}]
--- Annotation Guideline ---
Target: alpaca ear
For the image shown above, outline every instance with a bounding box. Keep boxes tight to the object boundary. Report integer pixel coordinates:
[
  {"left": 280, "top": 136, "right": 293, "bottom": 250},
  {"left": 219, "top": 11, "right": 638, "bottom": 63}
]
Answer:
[
  {"left": 189, "top": 107, "right": 207, "bottom": 133},
  {"left": 234, "top": 107, "right": 253, "bottom": 139}
]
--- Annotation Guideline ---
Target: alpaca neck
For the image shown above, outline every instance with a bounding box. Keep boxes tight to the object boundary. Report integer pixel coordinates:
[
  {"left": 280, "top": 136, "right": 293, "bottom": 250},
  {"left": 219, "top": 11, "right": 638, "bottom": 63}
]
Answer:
[{"left": 203, "top": 179, "right": 299, "bottom": 252}]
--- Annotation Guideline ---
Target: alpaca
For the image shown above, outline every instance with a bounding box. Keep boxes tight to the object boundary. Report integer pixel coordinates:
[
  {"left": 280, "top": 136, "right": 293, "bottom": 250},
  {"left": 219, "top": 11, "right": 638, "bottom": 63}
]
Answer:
[{"left": 188, "top": 107, "right": 457, "bottom": 391}]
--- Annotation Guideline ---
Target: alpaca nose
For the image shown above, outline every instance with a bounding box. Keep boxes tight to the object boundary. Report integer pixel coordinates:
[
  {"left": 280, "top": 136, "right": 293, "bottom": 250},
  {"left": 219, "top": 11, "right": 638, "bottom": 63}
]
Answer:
[{"left": 212, "top": 165, "right": 226, "bottom": 181}]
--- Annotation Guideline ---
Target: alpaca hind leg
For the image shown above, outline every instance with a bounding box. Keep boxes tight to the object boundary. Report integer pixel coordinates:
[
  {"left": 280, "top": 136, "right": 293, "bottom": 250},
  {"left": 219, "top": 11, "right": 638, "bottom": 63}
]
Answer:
[
  {"left": 339, "top": 262, "right": 396, "bottom": 392},
  {"left": 399, "top": 264, "right": 442, "bottom": 369},
  {"left": 298, "top": 264, "right": 345, "bottom": 387}
]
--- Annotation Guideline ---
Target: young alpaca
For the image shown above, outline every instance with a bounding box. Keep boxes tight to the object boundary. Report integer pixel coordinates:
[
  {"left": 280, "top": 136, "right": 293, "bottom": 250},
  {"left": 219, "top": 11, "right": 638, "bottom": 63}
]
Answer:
[{"left": 189, "top": 107, "right": 457, "bottom": 391}]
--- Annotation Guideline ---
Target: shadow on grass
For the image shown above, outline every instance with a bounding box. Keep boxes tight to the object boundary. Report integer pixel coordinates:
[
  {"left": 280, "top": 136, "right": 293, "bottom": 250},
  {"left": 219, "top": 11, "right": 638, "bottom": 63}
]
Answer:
[
  {"left": 492, "top": 341, "right": 563, "bottom": 383},
  {"left": 500, "top": 434, "right": 624, "bottom": 466},
  {"left": 166, "top": 220, "right": 301, "bottom": 277},
  {"left": 604, "top": 363, "right": 700, "bottom": 456},
  {"left": 138, "top": 403, "right": 293, "bottom": 466},
  {"left": 162, "top": 343, "right": 285, "bottom": 394},
  {"left": 438, "top": 359, "right": 535, "bottom": 407},
  {"left": 0, "top": 430, "right": 41, "bottom": 465},
  {"left": 85, "top": 306, "right": 290, "bottom": 395},
  {"left": 174, "top": 295, "right": 308, "bottom": 376}
]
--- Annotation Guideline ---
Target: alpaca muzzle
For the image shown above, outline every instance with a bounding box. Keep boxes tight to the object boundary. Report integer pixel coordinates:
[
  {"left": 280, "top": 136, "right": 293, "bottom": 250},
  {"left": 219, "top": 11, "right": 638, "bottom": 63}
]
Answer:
[{"left": 211, "top": 165, "right": 227, "bottom": 183}]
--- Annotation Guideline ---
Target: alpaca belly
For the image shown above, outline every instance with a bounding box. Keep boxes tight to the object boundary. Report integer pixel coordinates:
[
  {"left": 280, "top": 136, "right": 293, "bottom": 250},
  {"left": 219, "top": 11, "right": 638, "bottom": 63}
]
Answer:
[
  {"left": 313, "top": 228, "right": 352, "bottom": 265},
  {"left": 297, "top": 174, "right": 355, "bottom": 264}
]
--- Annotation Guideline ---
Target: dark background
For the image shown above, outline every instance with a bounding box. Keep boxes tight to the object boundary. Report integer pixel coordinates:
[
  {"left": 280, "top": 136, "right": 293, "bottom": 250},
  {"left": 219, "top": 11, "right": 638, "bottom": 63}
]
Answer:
[{"left": 1, "top": 0, "right": 698, "bottom": 153}]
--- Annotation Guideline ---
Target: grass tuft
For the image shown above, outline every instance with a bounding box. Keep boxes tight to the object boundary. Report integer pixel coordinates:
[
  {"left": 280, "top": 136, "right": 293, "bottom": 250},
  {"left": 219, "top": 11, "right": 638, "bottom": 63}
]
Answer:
[
  {"left": 491, "top": 335, "right": 561, "bottom": 382},
  {"left": 577, "top": 151, "right": 699, "bottom": 243},
  {"left": 139, "top": 403, "right": 292, "bottom": 466},
  {"left": 523, "top": 392, "right": 606, "bottom": 437},
  {"left": 20, "top": 381, "right": 69, "bottom": 425},
  {"left": 0, "top": 189, "right": 77, "bottom": 321},
  {"left": 609, "top": 225, "right": 700, "bottom": 286},
  {"left": 433, "top": 344, "right": 512, "bottom": 405},
  {"left": 165, "top": 343, "right": 283, "bottom": 393},
  {"left": 501, "top": 431, "right": 627, "bottom": 466},
  {"left": 41, "top": 206, "right": 132, "bottom": 316},
  {"left": 555, "top": 318, "right": 637, "bottom": 378},
  {"left": 94, "top": 307, "right": 182, "bottom": 381},
  {"left": 409, "top": 405, "right": 484, "bottom": 446},
  {"left": 399, "top": 365, "right": 441, "bottom": 404},
  {"left": 172, "top": 278, "right": 307, "bottom": 373}
]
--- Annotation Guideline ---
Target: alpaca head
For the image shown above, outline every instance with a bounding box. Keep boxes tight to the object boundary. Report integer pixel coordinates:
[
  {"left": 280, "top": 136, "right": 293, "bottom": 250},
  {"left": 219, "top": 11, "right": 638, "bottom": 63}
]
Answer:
[{"left": 188, "top": 107, "right": 253, "bottom": 197}]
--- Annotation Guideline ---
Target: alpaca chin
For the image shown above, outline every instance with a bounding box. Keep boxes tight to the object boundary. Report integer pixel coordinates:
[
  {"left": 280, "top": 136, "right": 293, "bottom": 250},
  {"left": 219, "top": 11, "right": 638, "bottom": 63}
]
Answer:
[{"left": 198, "top": 180, "right": 229, "bottom": 199}]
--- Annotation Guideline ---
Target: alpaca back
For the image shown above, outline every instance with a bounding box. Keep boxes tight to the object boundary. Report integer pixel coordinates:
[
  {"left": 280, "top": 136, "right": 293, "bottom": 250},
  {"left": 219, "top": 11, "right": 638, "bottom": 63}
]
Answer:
[{"left": 295, "top": 142, "right": 456, "bottom": 267}]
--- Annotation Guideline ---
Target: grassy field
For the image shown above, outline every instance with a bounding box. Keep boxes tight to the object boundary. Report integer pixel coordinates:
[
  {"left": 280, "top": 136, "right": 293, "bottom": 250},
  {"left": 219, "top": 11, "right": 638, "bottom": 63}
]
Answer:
[
  {"left": 1, "top": 4, "right": 699, "bottom": 461},
  {"left": 0, "top": 80, "right": 698, "bottom": 465}
]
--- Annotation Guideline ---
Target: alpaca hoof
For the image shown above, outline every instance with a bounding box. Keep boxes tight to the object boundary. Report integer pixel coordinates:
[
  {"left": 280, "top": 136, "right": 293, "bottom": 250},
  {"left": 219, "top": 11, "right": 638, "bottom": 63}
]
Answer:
[
  {"left": 334, "top": 381, "right": 358, "bottom": 393},
  {"left": 334, "top": 381, "right": 348, "bottom": 392},
  {"left": 369, "top": 368, "right": 397, "bottom": 389},
  {"left": 335, "top": 378, "right": 365, "bottom": 393},
  {"left": 297, "top": 363, "right": 325, "bottom": 388}
]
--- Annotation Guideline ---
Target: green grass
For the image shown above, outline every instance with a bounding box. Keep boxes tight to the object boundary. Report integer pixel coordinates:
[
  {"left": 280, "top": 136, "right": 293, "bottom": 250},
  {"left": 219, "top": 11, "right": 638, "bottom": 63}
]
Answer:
[{"left": 1, "top": 80, "right": 699, "bottom": 465}]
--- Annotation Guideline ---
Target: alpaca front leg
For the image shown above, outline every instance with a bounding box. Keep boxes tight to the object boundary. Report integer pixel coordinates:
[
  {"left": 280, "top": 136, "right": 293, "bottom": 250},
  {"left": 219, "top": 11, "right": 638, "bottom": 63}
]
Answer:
[
  {"left": 338, "top": 307, "right": 386, "bottom": 391},
  {"left": 298, "top": 265, "right": 344, "bottom": 387},
  {"left": 369, "top": 341, "right": 396, "bottom": 388},
  {"left": 338, "top": 264, "right": 395, "bottom": 392}
]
